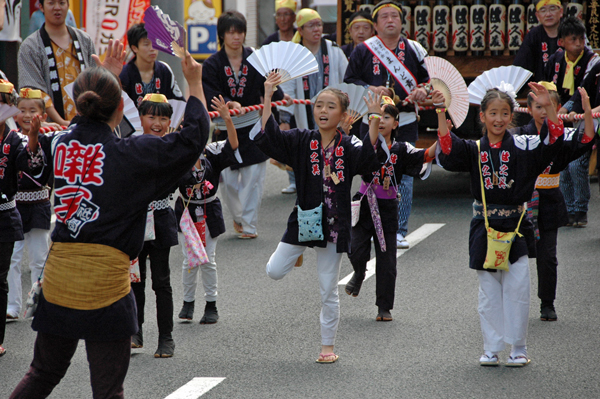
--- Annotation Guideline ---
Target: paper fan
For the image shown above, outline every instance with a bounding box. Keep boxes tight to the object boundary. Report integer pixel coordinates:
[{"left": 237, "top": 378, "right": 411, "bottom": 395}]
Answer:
[
  {"left": 144, "top": 6, "right": 186, "bottom": 58},
  {"left": 248, "top": 41, "right": 319, "bottom": 85},
  {"left": 424, "top": 56, "right": 469, "bottom": 128},
  {"left": 168, "top": 99, "right": 186, "bottom": 133},
  {"left": 119, "top": 92, "right": 142, "bottom": 138},
  {"left": 468, "top": 66, "right": 533, "bottom": 106},
  {"left": 0, "top": 103, "right": 20, "bottom": 124},
  {"left": 314, "top": 83, "right": 371, "bottom": 126}
]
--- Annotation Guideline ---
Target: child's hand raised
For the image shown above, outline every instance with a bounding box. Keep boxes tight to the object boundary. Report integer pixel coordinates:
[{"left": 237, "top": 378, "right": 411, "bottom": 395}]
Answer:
[
  {"left": 211, "top": 95, "right": 232, "bottom": 121},
  {"left": 363, "top": 91, "right": 383, "bottom": 115},
  {"left": 264, "top": 72, "right": 282, "bottom": 99},
  {"left": 580, "top": 87, "right": 592, "bottom": 114},
  {"left": 431, "top": 90, "right": 446, "bottom": 107},
  {"left": 528, "top": 82, "right": 552, "bottom": 108}
]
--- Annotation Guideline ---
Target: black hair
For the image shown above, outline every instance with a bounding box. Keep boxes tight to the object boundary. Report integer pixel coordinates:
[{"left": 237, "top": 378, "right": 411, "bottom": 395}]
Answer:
[
  {"left": 479, "top": 89, "right": 515, "bottom": 135},
  {"left": 382, "top": 103, "right": 400, "bottom": 138},
  {"left": 314, "top": 88, "right": 349, "bottom": 113},
  {"left": 0, "top": 90, "right": 18, "bottom": 106},
  {"left": 138, "top": 100, "right": 173, "bottom": 118},
  {"left": 217, "top": 10, "right": 247, "bottom": 47},
  {"left": 127, "top": 23, "right": 148, "bottom": 50},
  {"left": 39, "top": 0, "right": 69, "bottom": 7},
  {"left": 73, "top": 67, "right": 122, "bottom": 123},
  {"left": 349, "top": 10, "right": 373, "bottom": 24},
  {"left": 558, "top": 16, "right": 586, "bottom": 40},
  {"left": 372, "top": 0, "right": 402, "bottom": 23},
  {"left": 16, "top": 96, "right": 46, "bottom": 112}
]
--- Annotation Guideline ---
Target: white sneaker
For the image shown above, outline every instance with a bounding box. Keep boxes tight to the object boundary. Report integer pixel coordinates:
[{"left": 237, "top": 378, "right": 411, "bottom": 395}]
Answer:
[
  {"left": 281, "top": 184, "right": 296, "bottom": 194},
  {"left": 396, "top": 234, "right": 409, "bottom": 249}
]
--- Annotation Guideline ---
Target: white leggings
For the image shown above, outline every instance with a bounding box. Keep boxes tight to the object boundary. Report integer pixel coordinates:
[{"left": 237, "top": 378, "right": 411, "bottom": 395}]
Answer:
[
  {"left": 179, "top": 231, "right": 218, "bottom": 303},
  {"left": 266, "top": 242, "right": 342, "bottom": 346},
  {"left": 8, "top": 229, "right": 50, "bottom": 315},
  {"left": 477, "top": 255, "right": 530, "bottom": 353}
]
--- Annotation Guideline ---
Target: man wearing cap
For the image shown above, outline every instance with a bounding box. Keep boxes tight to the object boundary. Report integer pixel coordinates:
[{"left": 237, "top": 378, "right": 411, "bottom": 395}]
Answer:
[
  {"left": 263, "top": 0, "right": 297, "bottom": 45},
  {"left": 513, "top": 0, "right": 563, "bottom": 81},
  {"left": 278, "top": 9, "right": 348, "bottom": 131},
  {"left": 18, "top": 0, "right": 96, "bottom": 126},
  {"left": 344, "top": 0, "right": 430, "bottom": 250}
]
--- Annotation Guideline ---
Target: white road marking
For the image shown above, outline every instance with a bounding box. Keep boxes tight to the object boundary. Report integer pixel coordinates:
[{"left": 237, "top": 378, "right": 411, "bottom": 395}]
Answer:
[
  {"left": 164, "top": 377, "right": 225, "bottom": 399},
  {"left": 338, "top": 223, "right": 445, "bottom": 285}
]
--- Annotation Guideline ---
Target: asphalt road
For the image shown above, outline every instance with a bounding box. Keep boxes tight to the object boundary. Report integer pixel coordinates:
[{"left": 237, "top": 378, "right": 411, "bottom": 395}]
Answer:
[{"left": 1, "top": 164, "right": 599, "bottom": 398}]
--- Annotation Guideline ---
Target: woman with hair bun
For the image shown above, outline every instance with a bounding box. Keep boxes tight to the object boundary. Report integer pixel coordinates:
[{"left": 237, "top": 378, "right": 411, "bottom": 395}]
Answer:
[{"left": 10, "top": 40, "right": 210, "bottom": 399}]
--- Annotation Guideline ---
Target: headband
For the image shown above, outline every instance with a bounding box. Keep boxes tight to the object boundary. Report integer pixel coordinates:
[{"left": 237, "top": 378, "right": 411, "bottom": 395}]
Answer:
[
  {"left": 292, "top": 9, "right": 321, "bottom": 43},
  {"left": 349, "top": 17, "right": 374, "bottom": 29},
  {"left": 142, "top": 93, "right": 168, "bottom": 103},
  {"left": 381, "top": 96, "right": 395, "bottom": 106},
  {"left": 536, "top": 0, "right": 561, "bottom": 11},
  {"left": 538, "top": 81, "right": 558, "bottom": 91},
  {"left": 275, "top": 0, "right": 296, "bottom": 12},
  {"left": 20, "top": 88, "right": 43, "bottom": 99},
  {"left": 0, "top": 79, "right": 14, "bottom": 94},
  {"left": 372, "top": 4, "right": 403, "bottom": 19}
]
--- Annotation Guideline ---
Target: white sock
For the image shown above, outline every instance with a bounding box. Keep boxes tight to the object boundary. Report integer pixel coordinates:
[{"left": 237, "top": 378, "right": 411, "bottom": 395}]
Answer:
[
  {"left": 484, "top": 350, "right": 498, "bottom": 358},
  {"left": 510, "top": 345, "right": 527, "bottom": 358}
]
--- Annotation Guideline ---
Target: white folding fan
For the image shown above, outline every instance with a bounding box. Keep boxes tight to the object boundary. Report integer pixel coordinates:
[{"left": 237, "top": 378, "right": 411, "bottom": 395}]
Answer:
[
  {"left": 313, "top": 82, "right": 371, "bottom": 126},
  {"left": 168, "top": 99, "right": 186, "bottom": 133},
  {"left": 247, "top": 41, "right": 319, "bottom": 86},
  {"left": 423, "top": 56, "right": 469, "bottom": 128},
  {"left": 468, "top": 66, "right": 533, "bottom": 106}
]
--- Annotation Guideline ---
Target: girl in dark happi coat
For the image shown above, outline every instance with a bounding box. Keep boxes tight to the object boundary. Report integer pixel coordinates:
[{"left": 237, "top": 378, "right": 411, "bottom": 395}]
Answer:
[
  {"left": 175, "top": 95, "right": 241, "bottom": 325},
  {"left": 7, "top": 89, "right": 54, "bottom": 321},
  {"left": 202, "top": 10, "right": 284, "bottom": 238},
  {"left": 345, "top": 95, "right": 437, "bottom": 322},
  {"left": 252, "top": 72, "right": 380, "bottom": 364},
  {"left": 436, "top": 83, "right": 564, "bottom": 367},
  {"left": 0, "top": 79, "right": 34, "bottom": 357},
  {"left": 519, "top": 83, "right": 596, "bottom": 322},
  {"left": 130, "top": 93, "right": 181, "bottom": 358}
]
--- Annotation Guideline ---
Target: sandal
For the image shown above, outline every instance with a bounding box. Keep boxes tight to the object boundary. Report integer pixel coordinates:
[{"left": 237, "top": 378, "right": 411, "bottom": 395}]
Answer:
[
  {"left": 131, "top": 327, "right": 143, "bottom": 349},
  {"left": 479, "top": 353, "right": 499, "bottom": 366},
  {"left": 0, "top": 345, "right": 5, "bottom": 357},
  {"left": 506, "top": 355, "right": 530, "bottom": 367},
  {"left": 316, "top": 352, "right": 339, "bottom": 363},
  {"left": 238, "top": 233, "right": 258, "bottom": 239},
  {"left": 233, "top": 221, "right": 243, "bottom": 234}
]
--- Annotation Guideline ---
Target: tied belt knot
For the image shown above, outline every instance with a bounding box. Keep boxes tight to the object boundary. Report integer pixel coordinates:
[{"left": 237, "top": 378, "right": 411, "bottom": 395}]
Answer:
[
  {"left": 15, "top": 187, "right": 51, "bottom": 204},
  {"left": 473, "top": 200, "right": 525, "bottom": 220}
]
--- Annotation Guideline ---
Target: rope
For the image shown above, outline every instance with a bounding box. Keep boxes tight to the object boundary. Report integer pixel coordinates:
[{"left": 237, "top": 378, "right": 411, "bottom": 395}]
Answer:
[
  {"left": 207, "top": 99, "right": 435, "bottom": 119},
  {"left": 514, "top": 107, "right": 599, "bottom": 121}
]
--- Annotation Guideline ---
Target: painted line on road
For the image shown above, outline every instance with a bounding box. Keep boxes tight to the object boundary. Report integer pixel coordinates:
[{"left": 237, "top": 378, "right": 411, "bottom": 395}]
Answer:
[
  {"left": 338, "top": 223, "right": 445, "bottom": 285},
  {"left": 164, "top": 377, "right": 225, "bottom": 399}
]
